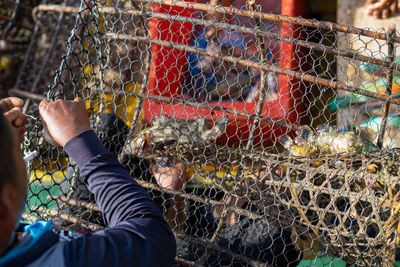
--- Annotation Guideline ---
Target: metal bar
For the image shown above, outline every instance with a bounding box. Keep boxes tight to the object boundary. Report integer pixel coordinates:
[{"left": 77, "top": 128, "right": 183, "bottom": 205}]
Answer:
[
  {"left": 9, "top": 88, "right": 129, "bottom": 100},
  {"left": 245, "top": 0, "right": 268, "bottom": 151},
  {"left": 51, "top": 195, "right": 102, "bottom": 212},
  {"left": 146, "top": 0, "right": 400, "bottom": 43},
  {"left": 137, "top": 92, "right": 298, "bottom": 129},
  {"left": 35, "top": 206, "right": 104, "bottom": 231},
  {"left": 22, "top": 98, "right": 31, "bottom": 114},
  {"left": 34, "top": 2, "right": 400, "bottom": 43},
  {"left": 108, "top": 34, "right": 400, "bottom": 106},
  {"left": 33, "top": 5, "right": 80, "bottom": 15},
  {"left": 34, "top": 4, "right": 400, "bottom": 71},
  {"left": 164, "top": 0, "right": 396, "bottom": 41},
  {"left": 9, "top": 88, "right": 46, "bottom": 101},
  {"left": 377, "top": 25, "right": 396, "bottom": 149}
]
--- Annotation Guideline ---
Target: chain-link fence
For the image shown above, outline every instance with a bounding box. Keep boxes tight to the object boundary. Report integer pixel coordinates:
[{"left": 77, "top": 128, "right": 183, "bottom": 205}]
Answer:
[{"left": 8, "top": 0, "right": 400, "bottom": 265}]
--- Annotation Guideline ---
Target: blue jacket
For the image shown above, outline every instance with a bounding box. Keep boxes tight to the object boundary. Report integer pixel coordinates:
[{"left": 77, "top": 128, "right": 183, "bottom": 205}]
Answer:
[{"left": 0, "top": 130, "right": 176, "bottom": 267}]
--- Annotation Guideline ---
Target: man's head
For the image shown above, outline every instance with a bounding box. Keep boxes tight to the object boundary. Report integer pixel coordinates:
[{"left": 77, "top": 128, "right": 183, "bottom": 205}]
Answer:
[{"left": 0, "top": 108, "right": 27, "bottom": 255}]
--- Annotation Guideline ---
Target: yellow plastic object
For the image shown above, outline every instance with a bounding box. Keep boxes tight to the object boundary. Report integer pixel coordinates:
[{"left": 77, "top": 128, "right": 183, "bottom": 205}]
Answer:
[
  {"left": 29, "top": 169, "right": 67, "bottom": 184},
  {"left": 82, "top": 64, "right": 143, "bottom": 128},
  {"left": 119, "top": 82, "right": 144, "bottom": 128},
  {"left": 377, "top": 82, "right": 400, "bottom": 96},
  {"left": 87, "top": 15, "right": 106, "bottom": 36},
  {"left": 28, "top": 156, "right": 70, "bottom": 184},
  {"left": 188, "top": 164, "right": 266, "bottom": 187},
  {"left": 0, "top": 57, "right": 13, "bottom": 72}
]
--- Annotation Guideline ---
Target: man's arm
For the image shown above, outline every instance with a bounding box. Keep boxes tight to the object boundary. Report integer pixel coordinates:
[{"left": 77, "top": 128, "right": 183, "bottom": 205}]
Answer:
[
  {"left": 39, "top": 98, "right": 176, "bottom": 266},
  {"left": 64, "top": 130, "right": 168, "bottom": 226}
]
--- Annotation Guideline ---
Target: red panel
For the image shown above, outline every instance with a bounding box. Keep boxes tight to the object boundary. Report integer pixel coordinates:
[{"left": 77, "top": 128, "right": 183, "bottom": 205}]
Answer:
[
  {"left": 279, "top": 0, "right": 310, "bottom": 124},
  {"left": 145, "top": 0, "right": 310, "bottom": 145},
  {"left": 148, "top": 2, "right": 195, "bottom": 98}
]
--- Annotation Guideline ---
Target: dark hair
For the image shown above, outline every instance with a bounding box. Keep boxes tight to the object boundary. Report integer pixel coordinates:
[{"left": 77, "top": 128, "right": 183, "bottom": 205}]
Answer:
[{"left": 0, "top": 113, "right": 16, "bottom": 188}]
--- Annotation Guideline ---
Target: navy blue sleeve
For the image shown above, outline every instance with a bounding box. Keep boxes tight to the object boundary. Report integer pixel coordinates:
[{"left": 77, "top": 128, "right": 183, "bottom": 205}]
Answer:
[{"left": 58, "top": 130, "right": 176, "bottom": 267}]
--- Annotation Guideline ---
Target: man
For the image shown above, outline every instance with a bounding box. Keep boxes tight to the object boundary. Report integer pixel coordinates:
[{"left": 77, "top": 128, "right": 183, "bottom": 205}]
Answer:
[{"left": 0, "top": 97, "right": 176, "bottom": 266}]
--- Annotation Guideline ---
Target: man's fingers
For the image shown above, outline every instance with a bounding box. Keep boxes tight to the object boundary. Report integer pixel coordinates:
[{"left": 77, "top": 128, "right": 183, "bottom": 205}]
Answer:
[
  {"left": 390, "top": 0, "right": 398, "bottom": 14},
  {"left": 373, "top": 9, "right": 383, "bottom": 18},
  {"left": 4, "top": 106, "right": 27, "bottom": 127},
  {"left": 17, "top": 125, "right": 26, "bottom": 134},
  {"left": 4, "top": 107, "right": 22, "bottom": 124},
  {"left": 368, "top": 0, "right": 392, "bottom": 10},
  {"left": 382, "top": 7, "right": 390, "bottom": 17},
  {"left": 39, "top": 99, "right": 49, "bottom": 109},
  {"left": 39, "top": 99, "right": 51, "bottom": 116},
  {"left": 0, "top": 97, "right": 24, "bottom": 113},
  {"left": 74, "top": 97, "right": 84, "bottom": 103},
  {"left": 17, "top": 125, "right": 26, "bottom": 142},
  {"left": 14, "top": 112, "right": 27, "bottom": 127}
]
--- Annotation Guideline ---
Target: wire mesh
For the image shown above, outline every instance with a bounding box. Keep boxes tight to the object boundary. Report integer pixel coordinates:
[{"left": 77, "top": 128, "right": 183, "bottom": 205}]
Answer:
[{"left": 10, "top": 0, "right": 400, "bottom": 265}]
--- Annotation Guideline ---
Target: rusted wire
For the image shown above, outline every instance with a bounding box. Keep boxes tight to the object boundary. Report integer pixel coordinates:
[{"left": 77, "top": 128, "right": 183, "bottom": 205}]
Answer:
[
  {"left": 34, "top": 1, "right": 400, "bottom": 43},
  {"left": 33, "top": 4, "right": 400, "bottom": 72},
  {"left": 49, "top": 195, "right": 102, "bottom": 212},
  {"left": 107, "top": 34, "right": 400, "bottom": 106},
  {"left": 9, "top": 88, "right": 45, "bottom": 101},
  {"left": 245, "top": 0, "right": 268, "bottom": 151},
  {"left": 377, "top": 25, "right": 396, "bottom": 149},
  {"left": 141, "top": 0, "right": 400, "bottom": 43},
  {"left": 34, "top": 206, "right": 104, "bottom": 231}
]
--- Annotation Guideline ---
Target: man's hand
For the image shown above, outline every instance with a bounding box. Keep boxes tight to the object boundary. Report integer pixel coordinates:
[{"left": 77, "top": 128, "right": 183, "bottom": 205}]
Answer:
[
  {"left": 151, "top": 160, "right": 185, "bottom": 190},
  {"left": 364, "top": 0, "right": 400, "bottom": 19},
  {"left": 39, "top": 98, "right": 90, "bottom": 147},
  {"left": 0, "top": 97, "right": 27, "bottom": 143}
]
